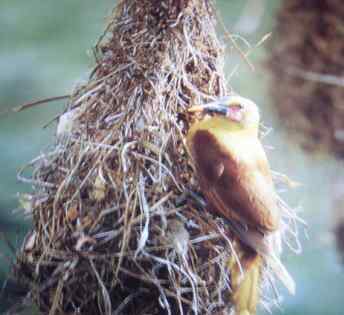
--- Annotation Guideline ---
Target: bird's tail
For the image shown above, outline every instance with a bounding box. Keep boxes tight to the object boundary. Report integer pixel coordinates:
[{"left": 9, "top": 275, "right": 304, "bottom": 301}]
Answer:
[{"left": 229, "top": 249, "right": 261, "bottom": 315}]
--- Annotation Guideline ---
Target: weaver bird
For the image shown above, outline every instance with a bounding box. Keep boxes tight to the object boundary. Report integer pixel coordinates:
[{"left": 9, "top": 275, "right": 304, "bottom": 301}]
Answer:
[{"left": 186, "top": 95, "right": 294, "bottom": 315}]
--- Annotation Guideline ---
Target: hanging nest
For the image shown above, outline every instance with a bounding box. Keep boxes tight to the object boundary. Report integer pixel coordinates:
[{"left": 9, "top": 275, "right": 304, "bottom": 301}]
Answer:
[
  {"left": 268, "top": 0, "right": 344, "bottom": 158},
  {"left": 11, "top": 0, "right": 300, "bottom": 314}
]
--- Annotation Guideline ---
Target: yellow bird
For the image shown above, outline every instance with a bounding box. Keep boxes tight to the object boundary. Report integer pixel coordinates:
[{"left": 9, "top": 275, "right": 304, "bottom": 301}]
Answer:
[{"left": 186, "top": 95, "right": 294, "bottom": 315}]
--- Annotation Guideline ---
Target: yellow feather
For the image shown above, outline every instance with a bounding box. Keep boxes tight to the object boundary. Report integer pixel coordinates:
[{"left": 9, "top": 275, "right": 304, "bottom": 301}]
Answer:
[
  {"left": 230, "top": 254, "right": 261, "bottom": 315},
  {"left": 187, "top": 116, "right": 266, "bottom": 167}
]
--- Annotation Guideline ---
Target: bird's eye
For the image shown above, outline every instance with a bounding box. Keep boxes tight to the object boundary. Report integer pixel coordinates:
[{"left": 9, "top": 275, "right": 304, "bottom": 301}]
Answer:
[{"left": 225, "top": 103, "right": 244, "bottom": 122}]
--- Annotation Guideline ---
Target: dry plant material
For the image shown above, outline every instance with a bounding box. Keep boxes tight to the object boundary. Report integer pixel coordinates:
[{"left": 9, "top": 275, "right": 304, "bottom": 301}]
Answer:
[
  {"left": 268, "top": 0, "right": 344, "bottom": 158},
  {"left": 13, "top": 0, "right": 300, "bottom": 314}
]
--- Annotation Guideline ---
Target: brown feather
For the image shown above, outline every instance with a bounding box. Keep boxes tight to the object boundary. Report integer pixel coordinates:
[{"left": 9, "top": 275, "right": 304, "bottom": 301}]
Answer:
[{"left": 190, "top": 130, "right": 280, "bottom": 239}]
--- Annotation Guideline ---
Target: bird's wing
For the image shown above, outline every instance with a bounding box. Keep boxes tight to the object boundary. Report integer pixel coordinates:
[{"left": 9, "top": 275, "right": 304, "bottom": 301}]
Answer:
[
  {"left": 190, "top": 129, "right": 295, "bottom": 295},
  {"left": 190, "top": 129, "right": 280, "bottom": 233}
]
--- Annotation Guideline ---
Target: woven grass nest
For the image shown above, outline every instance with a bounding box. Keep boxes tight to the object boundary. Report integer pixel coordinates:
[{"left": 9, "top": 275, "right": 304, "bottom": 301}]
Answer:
[
  {"left": 268, "top": 0, "right": 344, "bottom": 158},
  {"left": 12, "top": 0, "right": 300, "bottom": 314}
]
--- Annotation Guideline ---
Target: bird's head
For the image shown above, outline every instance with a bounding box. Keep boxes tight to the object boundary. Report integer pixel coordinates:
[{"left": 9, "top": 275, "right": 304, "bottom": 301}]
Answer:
[{"left": 188, "top": 95, "right": 260, "bottom": 130}]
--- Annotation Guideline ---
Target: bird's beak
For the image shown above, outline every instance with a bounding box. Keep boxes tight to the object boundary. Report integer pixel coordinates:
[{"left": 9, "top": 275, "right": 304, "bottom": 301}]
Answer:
[
  {"left": 188, "top": 101, "right": 243, "bottom": 122},
  {"left": 188, "top": 101, "right": 228, "bottom": 116}
]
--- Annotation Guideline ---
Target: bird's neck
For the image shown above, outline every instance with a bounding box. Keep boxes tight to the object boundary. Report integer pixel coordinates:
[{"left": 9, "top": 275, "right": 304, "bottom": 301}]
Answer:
[{"left": 192, "top": 116, "right": 259, "bottom": 137}]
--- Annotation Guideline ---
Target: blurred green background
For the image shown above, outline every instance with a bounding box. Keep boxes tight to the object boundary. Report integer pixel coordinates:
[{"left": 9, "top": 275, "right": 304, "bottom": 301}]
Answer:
[{"left": 0, "top": 1, "right": 343, "bottom": 314}]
